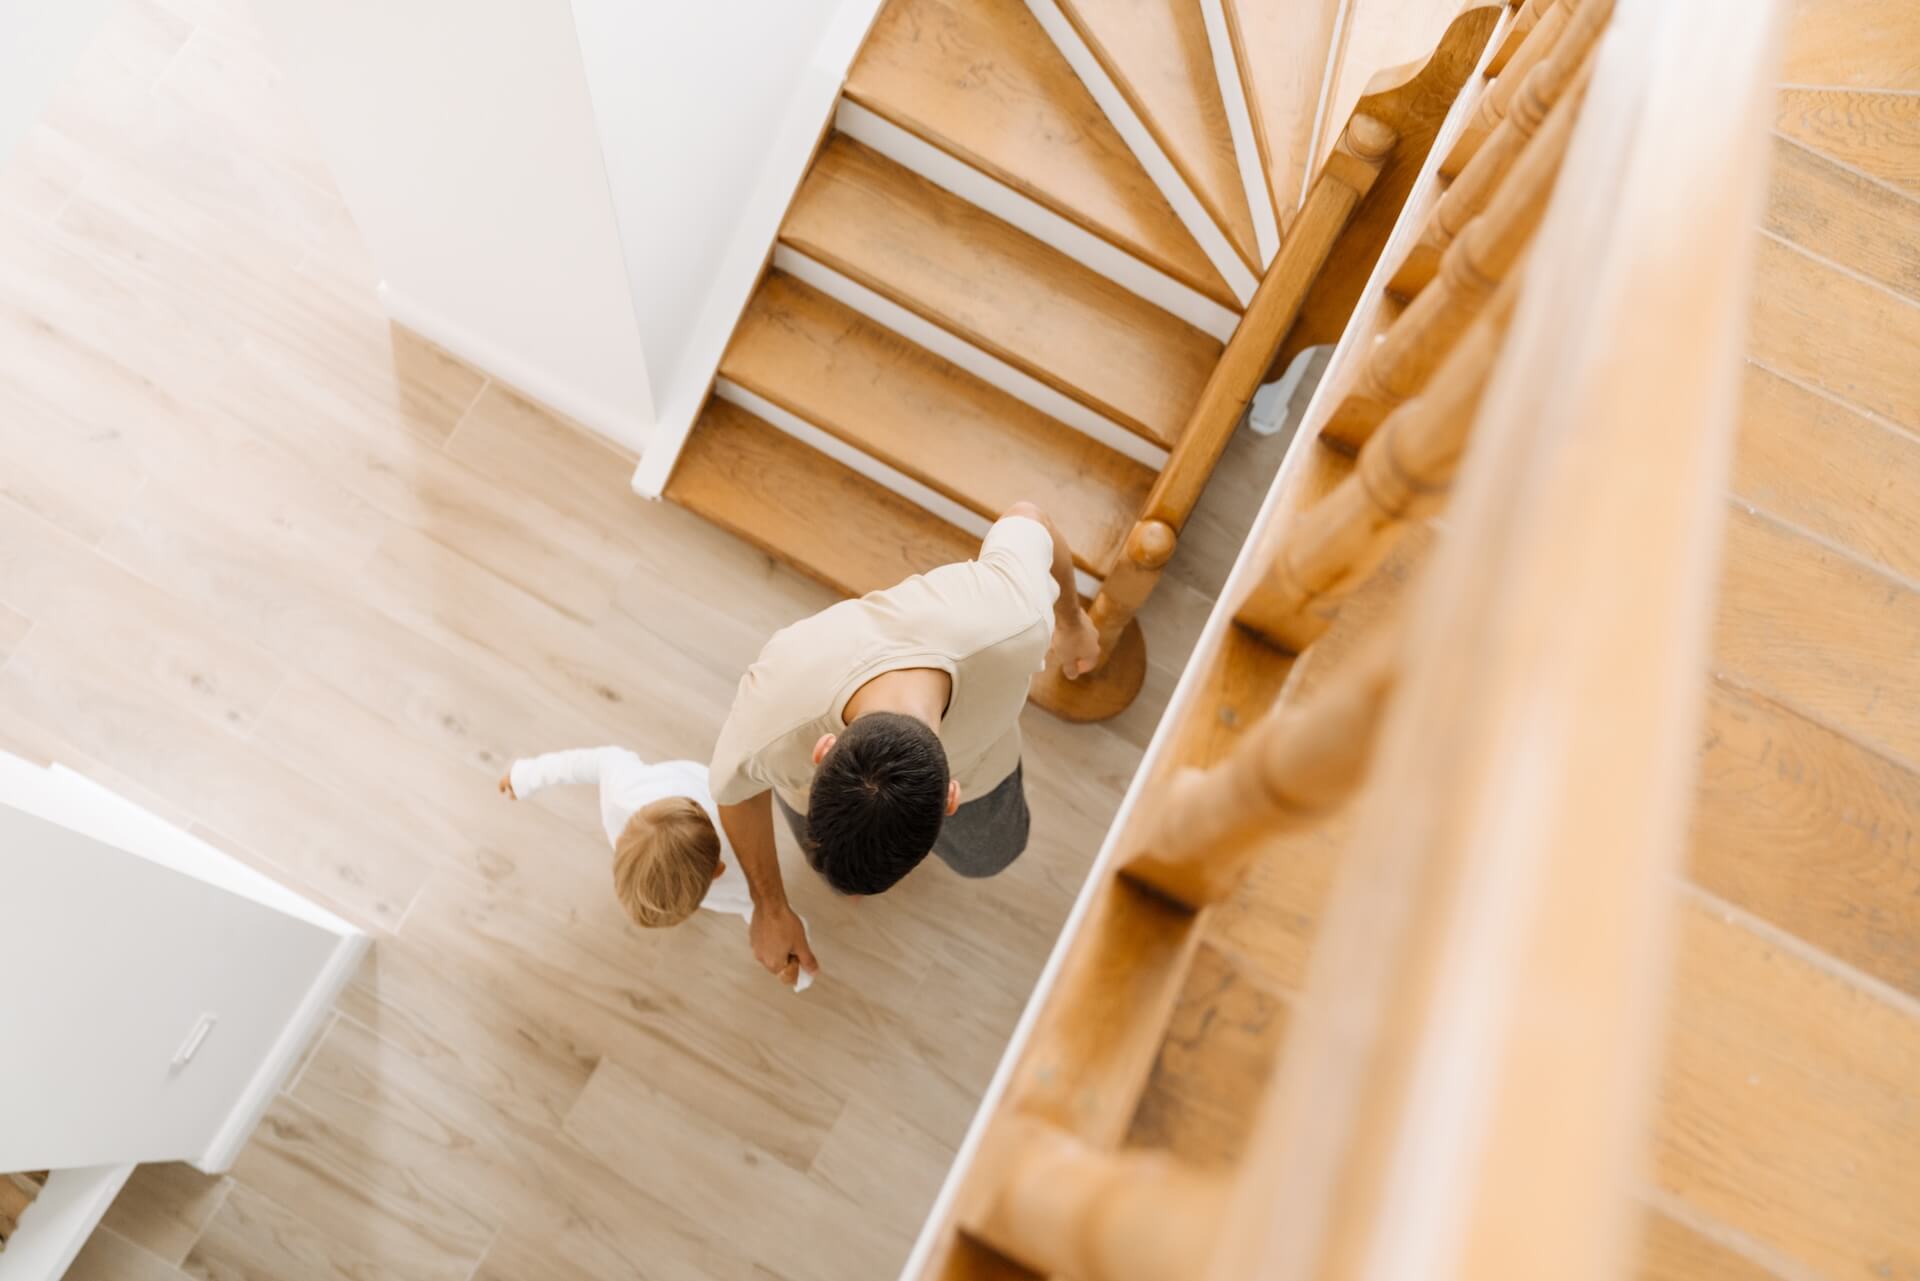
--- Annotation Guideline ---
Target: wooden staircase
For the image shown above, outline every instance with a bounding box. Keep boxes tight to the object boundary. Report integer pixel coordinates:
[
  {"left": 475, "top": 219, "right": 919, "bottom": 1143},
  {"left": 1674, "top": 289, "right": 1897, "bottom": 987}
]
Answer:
[
  {"left": 883, "top": 0, "right": 1910, "bottom": 1276},
  {"left": 660, "top": 0, "right": 1501, "bottom": 720}
]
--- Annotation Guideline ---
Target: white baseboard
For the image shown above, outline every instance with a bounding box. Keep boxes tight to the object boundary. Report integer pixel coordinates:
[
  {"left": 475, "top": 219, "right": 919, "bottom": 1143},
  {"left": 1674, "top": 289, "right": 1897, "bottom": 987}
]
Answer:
[
  {"left": 834, "top": 100, "right": 1241, "bottom": 343},
  {"left": 717, "top": 379, "right": 1102, "bottom": 600},
  {"left": 375, "top": 282, "right": 651, "bottom": 454},
  {"left": 1022, "top": 0, "right": 1259, "bottom": 305},
  {"left": 774, "top": 246, "right": 1169, "bottom": 473},
  {"left": 197, "top": 927, "right": 369, "bottom": 1173},
  {"left": 1199, "top": 0, "right": 1281, "bottom": 264}
]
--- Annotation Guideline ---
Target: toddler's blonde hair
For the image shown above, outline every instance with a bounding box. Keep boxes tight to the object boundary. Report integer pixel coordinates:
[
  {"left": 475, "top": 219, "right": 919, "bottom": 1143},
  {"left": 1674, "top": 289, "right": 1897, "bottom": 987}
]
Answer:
[{"left": 613, "top": 797, "right": 721, "bottom": 929}]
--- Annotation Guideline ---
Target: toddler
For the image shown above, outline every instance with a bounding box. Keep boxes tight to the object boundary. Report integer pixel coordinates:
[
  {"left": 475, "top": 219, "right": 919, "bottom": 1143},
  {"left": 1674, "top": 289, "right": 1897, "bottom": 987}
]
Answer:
[{"left": 499, "top": 747, "right": 812, "bottom": 990}]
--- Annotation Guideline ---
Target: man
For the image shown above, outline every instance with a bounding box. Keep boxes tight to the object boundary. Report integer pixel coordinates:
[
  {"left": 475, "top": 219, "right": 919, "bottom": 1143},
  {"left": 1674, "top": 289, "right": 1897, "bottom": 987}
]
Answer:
[{"left": 708, "top": 502, "right": 1100, "bottom": 983}]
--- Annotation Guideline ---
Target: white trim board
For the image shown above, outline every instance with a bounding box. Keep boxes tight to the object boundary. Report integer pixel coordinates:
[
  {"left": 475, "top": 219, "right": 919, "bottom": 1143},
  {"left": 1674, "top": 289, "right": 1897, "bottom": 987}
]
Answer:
[
  {"left": 0, "top": 1164, "right": 135, "bottom": 1281},
  {"left": 773, "top": 245, "right": 1170, "bottom": 473},
  {"left": 717, "top": 378, "right": 1102, "bottom": 601},
  {"left": 1022, "top": 0, "right": 1260, "bottom": 306},
  {"left": 631, "top": 0, "right": 887, "bottom": 500},
  {"left": 834, "top": 99, "right": 1241, "bottom": 342},
  {"left": 377, "top": 282, "right": 650, "bottom": 453},
  {"left": 1198, "top": 0, "right": 1281, "bottom": 264}
]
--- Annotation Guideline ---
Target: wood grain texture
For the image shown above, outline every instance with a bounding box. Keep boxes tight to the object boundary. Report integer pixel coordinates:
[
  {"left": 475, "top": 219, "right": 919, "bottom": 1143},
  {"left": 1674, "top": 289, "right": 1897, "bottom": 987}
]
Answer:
[
  {"left": 667, "top": 398, "right": 980, "bottom": 598},
  {"left": 1635, "top": 1210, "right": 1780, "bottom": 1281},
  {"left": 1776, "top": 88, "right": 1920, "bottom": 199},
  {"left": 99, "top": 1164, "right": 231, "bottom": 1267},
  {"left": 1057, "top": 0, "right": 1261, "bottom": 269},
  {"left": 1715, "top": 504, "right": 1920, "bottom": 769},
  {"left": 63, "top": 1227, "right": 190, "bottom": 1281},
  {"left": 0, "top": 6, "right": 1279, "bottom": 1277},
  {"left": 1734, "top": 362, "right": 1920, "bottom": 584},
  {"left": 722, "top": 272, "right": 1151, "bottom": 577},
  {"left": 1764, "top": 134, "right": 1920, "bottom": 298},
  {"left": 1780, "top": 0, "right": 1920, "bottom": 89},
  {"left": 845, "top": 0, "right": 1234, "bottom": 306},
  {"left": 1748, "top": 232, "right": 1920, "bottom": 434},
  {"left": 1654, "top": 896, "right": 1920, "bottom": 1281},
  {"left": 783, "top": 136, "right": 1222, "bottom": 448},
  {"left": 1273, "top": 2, "right": 1504, "bottom": 369},
  {"left": 1223, "top": 0, "right": 1346, "bottom": 224},
  {"left": 1690, "top": 679, "right": 1920, "bottom": 1002}
]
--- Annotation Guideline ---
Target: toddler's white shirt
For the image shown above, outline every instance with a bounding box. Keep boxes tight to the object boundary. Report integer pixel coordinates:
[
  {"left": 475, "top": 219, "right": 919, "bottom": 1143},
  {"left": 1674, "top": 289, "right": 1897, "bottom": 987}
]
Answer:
[{"left": 508, "top": 748, "right": 811, "bottom": 990}]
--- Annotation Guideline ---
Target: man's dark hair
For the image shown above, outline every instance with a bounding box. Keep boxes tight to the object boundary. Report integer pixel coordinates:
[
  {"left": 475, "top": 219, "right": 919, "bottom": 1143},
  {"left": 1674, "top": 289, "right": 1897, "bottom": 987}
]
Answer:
[{"left": 804, "top": 712, "right": 949, "bottom": 895}]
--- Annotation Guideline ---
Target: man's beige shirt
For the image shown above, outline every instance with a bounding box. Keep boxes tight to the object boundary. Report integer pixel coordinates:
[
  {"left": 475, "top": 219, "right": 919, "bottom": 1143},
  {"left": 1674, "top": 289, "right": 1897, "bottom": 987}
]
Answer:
[{"left": 709, "top": 516, "right": 1057, "bottom": 815}]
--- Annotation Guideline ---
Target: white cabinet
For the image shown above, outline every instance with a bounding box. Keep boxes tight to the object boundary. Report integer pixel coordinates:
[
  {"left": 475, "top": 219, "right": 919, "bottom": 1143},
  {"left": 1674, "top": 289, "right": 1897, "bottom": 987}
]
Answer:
[{"left": 0, "top": 754, "right": 365, "bottom": 1279}]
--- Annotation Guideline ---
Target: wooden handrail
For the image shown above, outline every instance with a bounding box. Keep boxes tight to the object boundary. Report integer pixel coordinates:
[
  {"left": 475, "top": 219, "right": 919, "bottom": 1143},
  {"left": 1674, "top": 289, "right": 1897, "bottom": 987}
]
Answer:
[
  {"left": 1442, "top": 0, "right": 1579, "bottom": 177},
  {"left": 1238, "top": 280, "right": 1517, "bottom": 650},
  {"left": 1320, "top": 52, "right": 1582, "bottom": 451},
  {"left": 1204, "top": 2, "right": 1784, "bottom": 1278},
  {"left": 1392, "top": 0, "right": 1609, "bottom": 297},
  {"left": 1033, "top": 113, "right": 1396, "bottom": 719}
]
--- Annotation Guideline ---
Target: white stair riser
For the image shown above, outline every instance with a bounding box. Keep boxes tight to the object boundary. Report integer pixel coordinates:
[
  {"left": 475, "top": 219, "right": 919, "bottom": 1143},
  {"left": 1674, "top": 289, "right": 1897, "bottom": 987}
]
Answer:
[
  {"left": 834, "top": 99, "right": 1241, "bottom": 342},
  {"left": 1198, "top": 0, "right": 1281, "bottom": 263}
]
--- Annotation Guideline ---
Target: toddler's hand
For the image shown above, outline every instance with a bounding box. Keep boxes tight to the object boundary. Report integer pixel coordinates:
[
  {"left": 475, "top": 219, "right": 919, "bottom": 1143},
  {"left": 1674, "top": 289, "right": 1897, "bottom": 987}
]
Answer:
[{"left": 497, "top": 772, "right": 516, "bottom": 799}]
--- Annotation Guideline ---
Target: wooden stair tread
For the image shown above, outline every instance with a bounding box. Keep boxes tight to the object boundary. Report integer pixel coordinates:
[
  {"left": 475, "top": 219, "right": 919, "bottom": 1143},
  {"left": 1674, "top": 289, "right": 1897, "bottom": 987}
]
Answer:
[
  {"left": 845, "top": 0, "right": 1237, "bottom": 309},
  {"left": 1654, "top": 897, "right": 1920, "bottom": 1281},
  {"left": 666, "top": 399, "right": 979, "bottom": 599},
  {"left": 1766, "top": 134, "right": 1920, "bottom": 302},
  {"left": 1735, "top": 362, "right": 1920, "bottom": 586},
  {"left": 1637, "top": 1211, "right": 1777, "bottom": 1281},
  {"left": 1058, "top": 0, "right": 1262, "bottom": 271},
  {"left": 1748, "top": 232, "right": 1920, "bottom": 436},
  {"left": 1775, "top": 88, "right": 1920, "bottom": 200},
  {"left": 721, "top": 272, "right": 1151, "bottom": 578},
  {"left": 1690, "top": 679, "right": 1920, "bottom": 1003},
  {"left": 783, "top": 135, "right": 1222, "bottom": 448},
  {"left": 1715, "top": 503, "right": 1920, "bottom": 770},
  {"left": 1222, "top": 0, "right": 1343, "bottom": 226}
]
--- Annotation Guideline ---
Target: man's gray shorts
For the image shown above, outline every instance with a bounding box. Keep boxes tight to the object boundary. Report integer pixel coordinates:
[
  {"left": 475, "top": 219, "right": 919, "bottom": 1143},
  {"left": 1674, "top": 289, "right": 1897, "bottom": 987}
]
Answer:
[{"left": 776, "top": 762, "right": 1030, "bottom": 881}]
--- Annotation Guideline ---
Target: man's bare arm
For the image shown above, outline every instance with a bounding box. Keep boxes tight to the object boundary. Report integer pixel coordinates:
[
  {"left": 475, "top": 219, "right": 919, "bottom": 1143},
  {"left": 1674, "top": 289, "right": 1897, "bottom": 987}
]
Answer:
[
  {"left": 1003, "top": 502, "right": 1099, "bottom": 677},
  {"left": 718, "top": 792, "right": 819, "bottom": 978}
]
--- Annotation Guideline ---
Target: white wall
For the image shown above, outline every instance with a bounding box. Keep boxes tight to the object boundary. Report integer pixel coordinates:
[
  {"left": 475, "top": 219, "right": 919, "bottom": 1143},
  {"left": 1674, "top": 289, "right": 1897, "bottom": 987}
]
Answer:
[
  {"left": 0, "top": 0, "right": 120, "bottom": 171},
  {"left": 573, "top": 0, "right": 886, "bottom": 496},
  {"left": 247, "top": 0, "right": 656, "bottom": 450}
]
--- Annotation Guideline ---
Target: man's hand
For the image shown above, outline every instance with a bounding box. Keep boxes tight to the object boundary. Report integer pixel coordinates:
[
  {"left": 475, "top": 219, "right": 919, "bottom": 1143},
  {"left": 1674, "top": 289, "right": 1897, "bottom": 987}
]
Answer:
[
  {"left": 1050, "top": 603, "right": 1101, "bottom": 680},
  {"left": 750, "top": 902, "right": 819, "bottom": 985}
]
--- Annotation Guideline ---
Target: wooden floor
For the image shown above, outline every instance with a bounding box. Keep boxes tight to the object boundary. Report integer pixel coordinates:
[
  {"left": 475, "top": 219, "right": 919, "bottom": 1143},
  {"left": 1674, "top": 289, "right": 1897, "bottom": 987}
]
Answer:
[
  {"left": 1120, "top": 5, "right": 1920, "bottom": 1280},
  {"left": 0, "top": 4, "right": 1309, "bottom": 1279}
]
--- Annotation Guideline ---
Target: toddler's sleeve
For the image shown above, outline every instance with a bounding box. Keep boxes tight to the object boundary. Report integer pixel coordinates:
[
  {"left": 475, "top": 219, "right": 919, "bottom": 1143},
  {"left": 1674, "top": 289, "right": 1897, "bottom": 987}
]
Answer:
[{"left": 509, "top": 747, "right": 630, "bottom": 799}]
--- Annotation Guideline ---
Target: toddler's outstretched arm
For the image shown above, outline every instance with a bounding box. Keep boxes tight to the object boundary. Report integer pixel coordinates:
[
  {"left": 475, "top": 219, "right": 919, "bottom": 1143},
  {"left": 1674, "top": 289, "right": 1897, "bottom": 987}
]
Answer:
[{"left": 499, "top": 747, "right": 633, "bottom": 800}]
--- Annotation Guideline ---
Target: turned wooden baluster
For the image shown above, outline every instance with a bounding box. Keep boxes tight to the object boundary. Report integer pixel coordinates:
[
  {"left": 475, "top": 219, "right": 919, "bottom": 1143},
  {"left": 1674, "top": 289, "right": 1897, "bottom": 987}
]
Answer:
[
  {"left": 1320, "top": 69, "right": 1580, "bottom": 452},
  {"left": 1443, "top": 0, "right": 1578, "bottom": 177},
  {"left": 1122, "top": 634, "right": 1398, "bottom": 909},
  {"left": 968, "top": 1116, "right": 1228, "bottom": 1281},
  {"left": 1392, "top": 0, "right": 1607, "bottom": 297},
  {"left": 1485, "top": 0, "right": 1549, "bottom": 76},
  {"left": 1033, "top": 114, "right": 1397, "bottom": 721},
  {"left": 1240, "top": 285, "right": 1518, "bottom": 650}
]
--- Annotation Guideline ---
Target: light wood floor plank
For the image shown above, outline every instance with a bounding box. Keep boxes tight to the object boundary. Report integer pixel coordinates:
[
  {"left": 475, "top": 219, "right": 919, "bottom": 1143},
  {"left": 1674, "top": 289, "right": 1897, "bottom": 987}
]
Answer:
[
  {"left": 65, "top": 1227, "right": 192, "bottom": 1281},
  {"left": 185, "top": 1180, "right": 418, "bottom": 1281},
  {"left": 100, "top": 1164, "right": 231, "bottom": 1267}
]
